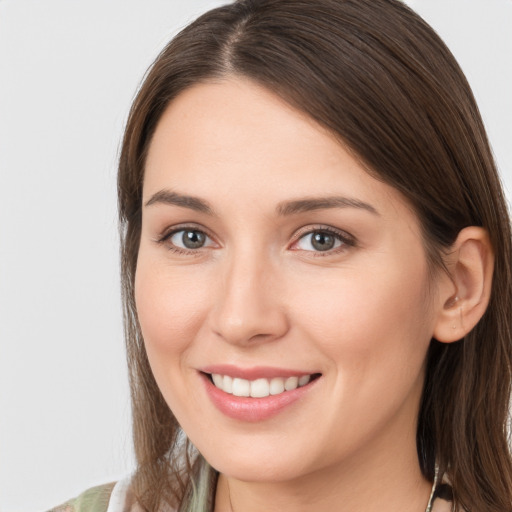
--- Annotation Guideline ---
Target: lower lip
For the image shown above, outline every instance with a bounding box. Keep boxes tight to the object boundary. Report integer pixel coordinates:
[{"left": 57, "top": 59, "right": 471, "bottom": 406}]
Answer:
[{"left": 201, "top": 373, "right": 319, "bottom": 422}]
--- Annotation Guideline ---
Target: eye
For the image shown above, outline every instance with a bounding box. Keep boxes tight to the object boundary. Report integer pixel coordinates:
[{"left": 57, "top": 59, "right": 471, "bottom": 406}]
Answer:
[
  {"left": 292, "top": 228, "right": 354, "bottom": 254},
  {"left": 162, "top": 228, "right": 215, "bottom": 252}
]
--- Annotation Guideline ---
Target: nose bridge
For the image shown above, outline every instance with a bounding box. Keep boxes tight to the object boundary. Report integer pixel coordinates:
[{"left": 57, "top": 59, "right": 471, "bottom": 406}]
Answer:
[{"left": 210, "top": 244, "right": 288, "bottom": 345}]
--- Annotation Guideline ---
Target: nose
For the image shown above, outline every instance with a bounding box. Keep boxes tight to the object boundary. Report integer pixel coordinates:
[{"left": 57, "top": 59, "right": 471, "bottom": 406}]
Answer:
[{"left": 208, "top": 251, "right": 289, "bottom": 346}]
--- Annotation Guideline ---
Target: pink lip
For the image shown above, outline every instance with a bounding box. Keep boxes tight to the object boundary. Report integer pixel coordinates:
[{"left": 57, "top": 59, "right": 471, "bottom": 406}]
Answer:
[
  {"left": 199, "top": 371, "right": 320, "bottom": 422},
  {"left": 199, "top": 364, "right": 314, "bottom": 380}
]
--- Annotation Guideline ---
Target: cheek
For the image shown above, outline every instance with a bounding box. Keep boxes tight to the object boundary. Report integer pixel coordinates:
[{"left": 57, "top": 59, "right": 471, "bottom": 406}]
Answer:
[
  {"left": 134, "top": 254, "right": 211, "bottom": 368},
  {"left": 290, "top": 255, "right": 434, "bottom": 384},
  {"left": 289, "top": 263, "right": 433, "bottom": 454}
]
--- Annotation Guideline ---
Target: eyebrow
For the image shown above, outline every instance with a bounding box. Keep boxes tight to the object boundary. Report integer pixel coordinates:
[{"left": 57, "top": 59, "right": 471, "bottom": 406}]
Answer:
[
  {"left": 144, "top": 190, "right": 215, "bottom": 215},
  {"left": 144, "top": 189, "right": 379, "bottom": 217},
  {"left": 276, "top": 196, "right": 379, "bottom": 216}
]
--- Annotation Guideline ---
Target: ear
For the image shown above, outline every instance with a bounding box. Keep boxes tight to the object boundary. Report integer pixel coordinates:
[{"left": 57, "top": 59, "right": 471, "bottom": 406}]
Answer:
[{"left": 433, "top": 226, "right": 494, "bottom": 343}]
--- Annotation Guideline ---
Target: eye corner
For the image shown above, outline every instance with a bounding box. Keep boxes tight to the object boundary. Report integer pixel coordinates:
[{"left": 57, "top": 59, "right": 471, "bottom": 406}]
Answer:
[
  {"left": 289, "top": 225, "right": 357, "bottom": 256},
  {"left": 154, "top": 224, "right": 218, "bottom": 255}
]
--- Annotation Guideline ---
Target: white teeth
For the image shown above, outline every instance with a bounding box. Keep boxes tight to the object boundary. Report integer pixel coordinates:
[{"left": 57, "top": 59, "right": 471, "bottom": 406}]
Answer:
[
  {"left": 212, "top": 374, "right": 223, "bottom": 388},
  {"left": 298, "top": 375, "right": 311, "bottom": 386},
  {"left": 269, "top": 377, "right": 285, "bottom": 395},
  {"left": 250, "top": 378, "right": 270, "bottom": 398},
  {"left": 284, "top": 376, "right": 299, "bottom": 391},
  {"left": 223, "top": 375, "right": 233, "bottom": 393},
  {"left": 232, "top": 377, "right": 250, "bottom": 397},
  {"left": 210, "top": 373, "right": 314, "bottom": 397}
]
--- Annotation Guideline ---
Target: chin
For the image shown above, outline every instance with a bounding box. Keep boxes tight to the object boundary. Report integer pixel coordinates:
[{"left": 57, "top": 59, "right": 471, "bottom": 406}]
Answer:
[
  {"left": 197, "top": 438, "right": 318, "bottom": 483},
  {"left": 210, "top": 458, "right": 303, "bottom": 483}
]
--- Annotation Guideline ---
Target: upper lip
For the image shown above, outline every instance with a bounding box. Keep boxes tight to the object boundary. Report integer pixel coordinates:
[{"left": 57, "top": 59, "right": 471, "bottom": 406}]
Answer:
[{"left": 199, "top": 364, "right": 319, "bottom": 380}]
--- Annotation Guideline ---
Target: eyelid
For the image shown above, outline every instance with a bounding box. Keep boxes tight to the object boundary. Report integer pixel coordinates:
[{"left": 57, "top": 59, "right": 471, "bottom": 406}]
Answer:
[
  {"left": 156, "top": 222, "right": 209, "bottom": 241},
  {"left": 153, "top": 222, "right": 356, "bottom": 256},
  {"left": 154, "top": 223, "right": 218, "bottom": 253},
  {"left": 289, "top": 224, "right": 357, "bottom": 253}
]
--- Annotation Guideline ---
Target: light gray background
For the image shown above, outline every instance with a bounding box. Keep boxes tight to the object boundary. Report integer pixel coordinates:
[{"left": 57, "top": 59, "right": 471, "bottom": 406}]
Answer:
[{"left": 0, "top": 1, "right": 510, "bottom": 511}]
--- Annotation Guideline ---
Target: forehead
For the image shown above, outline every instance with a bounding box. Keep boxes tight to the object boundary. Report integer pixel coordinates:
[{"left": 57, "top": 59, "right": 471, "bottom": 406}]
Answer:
[{"left": 143, "top": 78, "right": 415, "bottom": 225}]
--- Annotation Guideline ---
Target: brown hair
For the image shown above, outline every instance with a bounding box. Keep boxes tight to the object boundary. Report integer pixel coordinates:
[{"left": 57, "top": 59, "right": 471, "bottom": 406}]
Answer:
[{"left": 118, "top": 0, "right": 512, "bottom": 510}]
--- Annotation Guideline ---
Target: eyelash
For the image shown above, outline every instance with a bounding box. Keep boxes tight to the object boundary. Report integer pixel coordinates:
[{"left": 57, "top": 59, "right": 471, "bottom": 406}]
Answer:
[
  {"left": 156, "top": 225, "right": 214, "bottom": 256},
  {"left": 155, "top": 224, "right": 356, "bottom": 257},
  {"left": 290, "top": 225, "right": 356, "bottom": 257}
]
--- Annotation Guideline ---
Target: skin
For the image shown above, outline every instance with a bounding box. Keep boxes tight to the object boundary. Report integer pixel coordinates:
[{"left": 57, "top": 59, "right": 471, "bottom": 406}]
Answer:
[{"left": 135, "top": 78, "right": 489, "bottom": 511}]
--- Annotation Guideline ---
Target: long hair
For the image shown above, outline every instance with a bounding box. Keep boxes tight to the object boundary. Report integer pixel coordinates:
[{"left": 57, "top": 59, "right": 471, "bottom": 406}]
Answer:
[{"left": 118, "top": 0, "right": 512, "bottom": 510}]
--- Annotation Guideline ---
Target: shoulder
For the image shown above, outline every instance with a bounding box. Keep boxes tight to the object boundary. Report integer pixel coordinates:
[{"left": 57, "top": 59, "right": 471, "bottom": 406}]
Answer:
[
  {"left": 46, "top": 476, "right": 181, "bottom": 512},
  {"left": 47, "top": 482, "right": 116, "bottom": 512},
  {"left": 46, "top": 478, "right": 143, "bottom": 512}
]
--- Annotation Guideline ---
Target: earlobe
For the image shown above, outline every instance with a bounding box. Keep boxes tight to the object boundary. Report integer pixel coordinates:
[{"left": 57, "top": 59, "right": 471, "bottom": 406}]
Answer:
[{"left": 433, "top": 227, "right": 494, "bottom": 343}]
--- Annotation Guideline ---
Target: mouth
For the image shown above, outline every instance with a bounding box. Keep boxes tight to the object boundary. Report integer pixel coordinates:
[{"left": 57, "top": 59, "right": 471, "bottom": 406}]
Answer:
[
  {"left": 198, "top": 365, "right": 322, "bottom": 421},
  {"left": 206, "top": 372, "right": 321, "bottom": 398}
]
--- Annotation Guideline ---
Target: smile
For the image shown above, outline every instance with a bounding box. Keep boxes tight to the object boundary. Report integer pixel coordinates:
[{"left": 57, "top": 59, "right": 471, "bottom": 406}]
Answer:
[
  {"left": 200, "top": 368, "right": 321, "bottom": 422},
  {"left": 210, "top": 374, "right": 313, "bottom": 397}
]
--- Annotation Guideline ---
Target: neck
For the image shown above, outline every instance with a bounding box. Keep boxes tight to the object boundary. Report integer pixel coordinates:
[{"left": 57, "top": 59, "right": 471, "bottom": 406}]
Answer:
[{"left": 214, "top": 426, "right": 432, "bottom": 512}]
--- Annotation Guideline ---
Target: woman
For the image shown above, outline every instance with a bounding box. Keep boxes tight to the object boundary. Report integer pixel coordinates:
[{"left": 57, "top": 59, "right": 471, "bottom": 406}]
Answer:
[{"left": 52, "top": 0, "right": 512, "bottom": 510}]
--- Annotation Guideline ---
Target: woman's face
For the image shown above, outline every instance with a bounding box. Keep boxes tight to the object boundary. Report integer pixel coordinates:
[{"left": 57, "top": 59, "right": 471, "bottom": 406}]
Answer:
[{"left": 136, "top": 78, "right": 440, "bottom": 483}]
